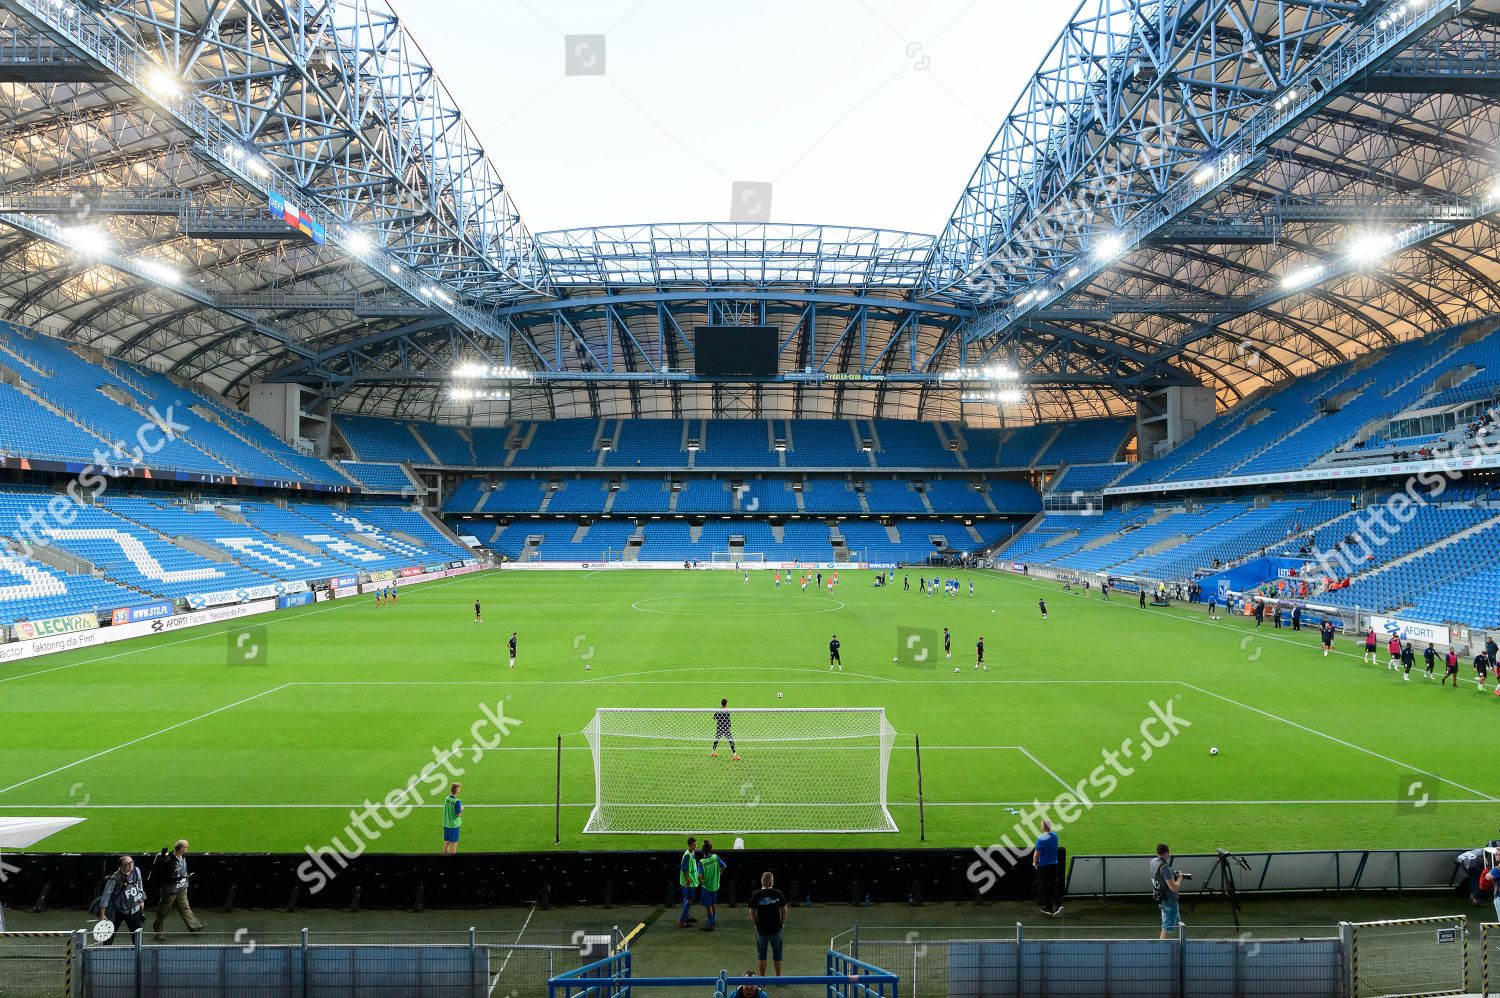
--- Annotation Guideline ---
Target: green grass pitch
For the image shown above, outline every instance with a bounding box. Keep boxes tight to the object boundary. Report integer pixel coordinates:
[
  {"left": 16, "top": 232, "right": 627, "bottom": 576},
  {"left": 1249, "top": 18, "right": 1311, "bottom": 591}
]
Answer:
[{"left": 1, "top": 567, "right": 1495, "bottom": 856}]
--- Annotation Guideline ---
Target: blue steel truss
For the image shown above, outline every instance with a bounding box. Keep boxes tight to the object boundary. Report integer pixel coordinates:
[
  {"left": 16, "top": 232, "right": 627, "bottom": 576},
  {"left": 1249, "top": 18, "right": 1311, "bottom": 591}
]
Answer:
[
  {"left": 3, "top": 0, "right": 548, "bottom": 321},
  {"left": 930, "top": 0, "right": 1477, "bottom": 332},
  {"left": 0, "top": 0, "right": 1498, "bottom": 423}
]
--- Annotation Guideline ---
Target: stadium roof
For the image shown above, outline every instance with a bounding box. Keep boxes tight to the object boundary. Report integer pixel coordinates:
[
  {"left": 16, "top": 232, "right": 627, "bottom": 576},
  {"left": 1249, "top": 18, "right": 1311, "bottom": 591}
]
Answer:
[{"left": 1, "top": 0, "right": 1498, "bottom": 424}]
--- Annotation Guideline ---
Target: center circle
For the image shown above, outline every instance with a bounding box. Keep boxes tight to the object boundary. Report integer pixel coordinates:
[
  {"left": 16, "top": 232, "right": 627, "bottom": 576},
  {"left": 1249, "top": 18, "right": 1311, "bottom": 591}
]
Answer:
[{"left": 631, "top": 594, "right": 846, "bottom": 616}]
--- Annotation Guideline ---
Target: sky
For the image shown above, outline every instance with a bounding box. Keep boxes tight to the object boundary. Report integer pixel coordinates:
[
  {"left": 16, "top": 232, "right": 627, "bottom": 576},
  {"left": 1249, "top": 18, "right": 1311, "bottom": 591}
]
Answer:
[{"left": 391, "top": 0, "right": 1078, "bottom": 236}]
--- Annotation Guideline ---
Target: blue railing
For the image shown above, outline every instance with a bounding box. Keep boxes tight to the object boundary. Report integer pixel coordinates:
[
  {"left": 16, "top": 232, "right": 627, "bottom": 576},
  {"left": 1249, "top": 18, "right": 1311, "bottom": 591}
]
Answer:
[
  {"left": 825, "top": 951, "right": 901, "bottom": 998},
  {"left": 548, "top": 950, "right": 899, "bottom": 998},
  {"left": 549, "top": 951, "right": 633, "bottom": 998}
]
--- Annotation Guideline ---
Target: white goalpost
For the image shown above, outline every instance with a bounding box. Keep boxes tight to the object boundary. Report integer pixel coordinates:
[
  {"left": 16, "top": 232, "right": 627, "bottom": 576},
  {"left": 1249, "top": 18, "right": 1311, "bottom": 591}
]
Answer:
[
  {"left": 710, "top": 551, "right": 765, "bottom": 563},
  {"left": 580, "top": 707, "right": 899, "bottom": 834}
]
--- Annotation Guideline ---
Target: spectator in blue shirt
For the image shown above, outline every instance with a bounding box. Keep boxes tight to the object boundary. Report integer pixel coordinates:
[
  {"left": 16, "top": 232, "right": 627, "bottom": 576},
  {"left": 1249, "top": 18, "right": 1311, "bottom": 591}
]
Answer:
[{"left": 1033, "top": 819, "right": 1062, "bottom": 916}]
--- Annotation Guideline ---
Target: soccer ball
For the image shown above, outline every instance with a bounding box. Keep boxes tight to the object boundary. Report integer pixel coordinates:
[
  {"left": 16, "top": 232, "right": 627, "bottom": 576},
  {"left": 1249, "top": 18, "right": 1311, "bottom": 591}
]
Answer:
[
  {"left": 776, "top": 691, "right": 782, "bottom": 699},
  {"left": 954, "top": 667, "right": 960, "bottom": 673},
  {"left": 585, "top": 664, "right": 592, "bottom": 671},
  {"left": 1209, "top": 747, "right": 1219, "bottom": 756}
]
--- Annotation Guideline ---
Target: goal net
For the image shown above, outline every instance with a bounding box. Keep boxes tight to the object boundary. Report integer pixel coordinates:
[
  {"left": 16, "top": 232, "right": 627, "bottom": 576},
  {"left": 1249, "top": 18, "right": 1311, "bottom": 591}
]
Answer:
[
  {"left": 580, "top": 707, "right": 898, "bottom": 834},
  {"left": 710, "top": 551, "right": 764, "bottom": 563}
]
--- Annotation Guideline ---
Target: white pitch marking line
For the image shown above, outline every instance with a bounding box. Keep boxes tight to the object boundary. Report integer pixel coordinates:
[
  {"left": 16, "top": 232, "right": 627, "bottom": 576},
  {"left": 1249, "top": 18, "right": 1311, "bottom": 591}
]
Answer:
[
  {"left": 579, "top": 666, "right": 897, "bottom": 685},
  {"left": 489, "top": 904, "right": 537, "bottom": 996},
  {"left": 2, "top": 798, "right": 1491, "bottom": 810},
  {"left": 1014, "top": 746, "right": 1074, "bottom": 793},
  {"left": 286, "top": 679, "right": 1168, "bottom": 686},
  {"left": 985, "top": 569, "right": 1500, "bottom": 802},
  {"left": 0, "top": 683, "right": 293, "bottom": 797},
  {"left": 1179, "top": 681, "right": 1500, "bottom": 803},
  {"left": 0, "top": 574, "right": 477, "bottom": 685},
  {"left": 977, "top": 567, "right": 1368, "bottom": 662}
]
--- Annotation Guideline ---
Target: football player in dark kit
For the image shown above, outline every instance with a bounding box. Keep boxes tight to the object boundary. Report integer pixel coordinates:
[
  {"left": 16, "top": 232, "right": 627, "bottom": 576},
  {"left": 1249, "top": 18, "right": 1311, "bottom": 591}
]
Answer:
[{"left": 711, "top": 699, "right": 739, "bottom": 761}]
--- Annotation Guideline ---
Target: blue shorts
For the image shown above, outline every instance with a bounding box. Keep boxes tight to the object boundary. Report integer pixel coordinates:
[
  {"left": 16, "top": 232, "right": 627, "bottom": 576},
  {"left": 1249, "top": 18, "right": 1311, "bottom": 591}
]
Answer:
[
  {"left": 681, "top": 885, "right": 696, "bottom": 904},
  {"left": 1159, "top": 898, "right": 1180, "bottom": 932},
  {"left": 443, "top": 826, "right": 460, "bottom": 843},
  {"left": 755, "top": 930, "right": 784, "bottom": 961},
  {"left": 700, "top": 889, "right": 717, "bottom": 907}
]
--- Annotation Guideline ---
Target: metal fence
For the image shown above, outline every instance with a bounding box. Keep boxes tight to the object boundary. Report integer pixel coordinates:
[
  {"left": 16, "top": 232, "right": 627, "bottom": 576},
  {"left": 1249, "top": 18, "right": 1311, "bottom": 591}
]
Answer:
[
  {"left": 831, "top": 923, "right": 1344, "bottom": 998},
  {"left": 546, "top": 950, "right": 900, "bottom": 998},
  {"left": 1345, "top": 915, "right": 1469, "bottom": 998},
  {"left": 1, "top": 927, "right": 616, "bottom": 998},
  {"left": 1484, "top": 923, "right": 1499, "bottom": 997},
  {"left": 0, "top": 931, "right": 76, "bottom": 998},
  {"left": 1374, "top": 918, "right": 1500, "bottom": 996}
]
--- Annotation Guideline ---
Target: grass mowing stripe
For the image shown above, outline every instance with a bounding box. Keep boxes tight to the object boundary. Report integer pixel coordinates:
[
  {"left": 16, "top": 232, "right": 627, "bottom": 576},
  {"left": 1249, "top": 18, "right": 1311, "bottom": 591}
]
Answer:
[
  {"left": 0, "top": 683, "right": 293, "bottom": 796},
  {"left": 0, "top": 575, "right": 478, "bottom": 685},
  {"left": 1181, "top": 681, "right": 1499, "bottom": 802},
  {"left": 985, "top": 569, "right": 1500, "bottom": 802},
  {"left": 7, "top": 567, "right": 1498, "bottom": 854}
]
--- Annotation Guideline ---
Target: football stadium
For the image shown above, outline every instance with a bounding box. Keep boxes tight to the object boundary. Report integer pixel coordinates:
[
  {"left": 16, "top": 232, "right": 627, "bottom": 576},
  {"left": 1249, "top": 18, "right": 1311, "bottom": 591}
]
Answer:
[{"left": 2, "top": 0, "right": 1500, "bottom": 994}]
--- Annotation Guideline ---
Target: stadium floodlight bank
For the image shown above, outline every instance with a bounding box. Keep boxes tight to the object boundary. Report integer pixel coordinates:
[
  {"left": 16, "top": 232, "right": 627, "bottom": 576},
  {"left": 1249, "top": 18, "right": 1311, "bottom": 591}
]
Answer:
[{"left": 580, "top": 707, "right": 898, "bottom": 834}]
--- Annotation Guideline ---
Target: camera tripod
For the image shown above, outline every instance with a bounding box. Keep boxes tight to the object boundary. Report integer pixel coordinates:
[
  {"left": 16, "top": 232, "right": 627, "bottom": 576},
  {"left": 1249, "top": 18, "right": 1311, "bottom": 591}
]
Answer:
[{"left": 1189, "top": 850, "right": 1251, "bottom": 928}]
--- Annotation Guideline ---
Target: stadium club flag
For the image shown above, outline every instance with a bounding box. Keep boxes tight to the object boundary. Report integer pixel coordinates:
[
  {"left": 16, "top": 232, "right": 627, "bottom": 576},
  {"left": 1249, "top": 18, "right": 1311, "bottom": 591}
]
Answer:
[{"left": 267, "top": 192, "right": 325, "bottom": 245}]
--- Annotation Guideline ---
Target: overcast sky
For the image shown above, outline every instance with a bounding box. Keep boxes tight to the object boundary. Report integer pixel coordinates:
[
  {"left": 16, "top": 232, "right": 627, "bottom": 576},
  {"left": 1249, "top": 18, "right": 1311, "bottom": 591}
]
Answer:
[{"left": 391, "top": 0, "right": 1077, "bottom": 235}]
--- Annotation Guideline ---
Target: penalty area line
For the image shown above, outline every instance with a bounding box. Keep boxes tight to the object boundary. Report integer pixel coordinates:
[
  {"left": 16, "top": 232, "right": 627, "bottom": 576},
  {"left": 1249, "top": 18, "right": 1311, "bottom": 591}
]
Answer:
[{"left": 0, "top": 683, "right": 294, "bottom": 798}]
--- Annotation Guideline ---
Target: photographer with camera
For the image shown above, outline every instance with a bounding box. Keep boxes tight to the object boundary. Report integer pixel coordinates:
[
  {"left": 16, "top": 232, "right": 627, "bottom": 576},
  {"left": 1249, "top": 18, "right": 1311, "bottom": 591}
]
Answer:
[
  {"left": 95, "top": 855, "right": 147, "bottom": 944},
  {"left": 1150, "top": 843, "right": 1188, "bottom": 938},
  {"left": 151, "top": 839, "right": 204, "bottom": 939}
]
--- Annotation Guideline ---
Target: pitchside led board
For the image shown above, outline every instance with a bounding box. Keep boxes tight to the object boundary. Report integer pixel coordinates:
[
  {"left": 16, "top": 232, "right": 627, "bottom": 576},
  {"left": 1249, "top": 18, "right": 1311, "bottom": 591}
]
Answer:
[{"left": 694, "top": 325, "right": 779, "bottom": 377}]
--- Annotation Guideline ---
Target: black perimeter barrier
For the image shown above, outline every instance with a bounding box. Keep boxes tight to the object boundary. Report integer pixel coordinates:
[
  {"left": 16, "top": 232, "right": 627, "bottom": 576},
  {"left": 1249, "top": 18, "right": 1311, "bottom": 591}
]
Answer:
[{"left": 1, "top": 847, "right": 1054, "bottom": 913}]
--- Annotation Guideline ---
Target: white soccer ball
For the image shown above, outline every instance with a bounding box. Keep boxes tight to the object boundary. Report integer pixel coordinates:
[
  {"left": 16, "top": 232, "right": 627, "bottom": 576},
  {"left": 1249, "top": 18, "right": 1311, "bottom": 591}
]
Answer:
[
  {"left": 1210, "top": 747, "right": 1219, "bottom": 756},
  {"left": 954, "top": 667, "right": 960, "bottom": 673},
  {"left": 585, "top": 664, "right": 592, "bottom": 671},
  {"left": 776, "top": 691, "right": 782, "bottom": 699},
  {"left": 892, "top": 656, "right": 898, "bottom": 662}
]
